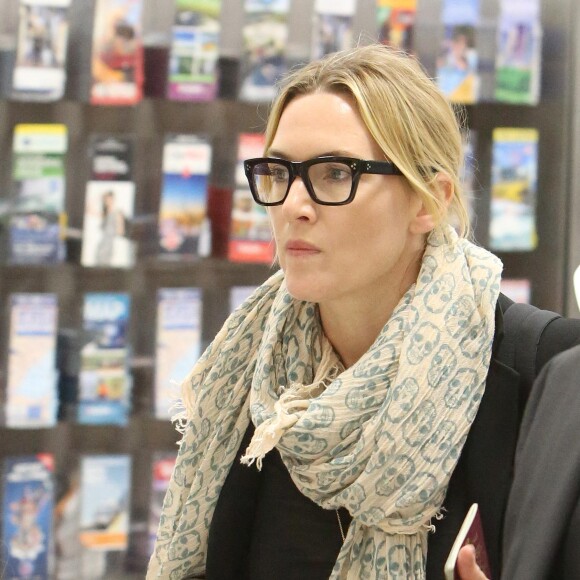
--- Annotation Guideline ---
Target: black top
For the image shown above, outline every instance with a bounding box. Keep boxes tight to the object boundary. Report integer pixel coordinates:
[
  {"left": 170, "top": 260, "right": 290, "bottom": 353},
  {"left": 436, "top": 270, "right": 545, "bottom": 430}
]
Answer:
[{"left": 207, "top": 423, "right": 351, "bottom": 580}]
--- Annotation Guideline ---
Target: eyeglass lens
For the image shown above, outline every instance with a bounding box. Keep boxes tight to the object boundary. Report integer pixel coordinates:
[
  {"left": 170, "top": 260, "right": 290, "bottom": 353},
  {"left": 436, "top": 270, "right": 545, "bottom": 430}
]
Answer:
[{"left": 252, "top": 160, "right": 354, "bottom": 204}]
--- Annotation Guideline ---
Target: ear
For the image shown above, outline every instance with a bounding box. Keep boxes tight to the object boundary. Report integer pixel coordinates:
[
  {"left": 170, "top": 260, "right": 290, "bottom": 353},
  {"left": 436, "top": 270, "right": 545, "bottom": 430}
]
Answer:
[{"left": 409, "top": 173, "right": 454, "bottom": 235}]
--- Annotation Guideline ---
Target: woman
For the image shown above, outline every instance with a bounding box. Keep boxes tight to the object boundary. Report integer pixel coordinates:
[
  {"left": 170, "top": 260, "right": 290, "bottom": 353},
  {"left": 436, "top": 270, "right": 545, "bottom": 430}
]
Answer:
[{"left": 147, "top": 44, "right": 577, "bottom": 579}]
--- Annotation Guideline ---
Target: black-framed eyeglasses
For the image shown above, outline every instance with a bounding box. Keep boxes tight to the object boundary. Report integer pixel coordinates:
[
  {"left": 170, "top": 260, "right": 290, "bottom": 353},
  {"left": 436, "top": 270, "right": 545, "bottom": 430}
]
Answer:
[{"left": 243, "top": 156, "right": 405, "bottom": 206}]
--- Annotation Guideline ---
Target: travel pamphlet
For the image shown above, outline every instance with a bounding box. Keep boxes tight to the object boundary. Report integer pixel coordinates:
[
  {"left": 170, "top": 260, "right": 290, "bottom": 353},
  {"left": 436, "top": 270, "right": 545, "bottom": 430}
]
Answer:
[
  {"left": 5, "top": 293, "right": 59, "bottom": 428},
  {"left": 167, "top": 0, "right": 222, "bottom": 101},
  {"left": 12, "top": 0, "right": 72, "bottom": 101},
  {"left": 154, "top": 287, "right": 201, "bottom": 419},
  {"left": 158, "top": 134, "right": 212, "bottom": 258},
  {"left": 8, "top": 123, "right": 68, "bottom": 265},
  {"left": 228, "top": 133, "right": 274, "bottom": 264},
  {"left": 77, "top": 292, "right": 132, "bottom": 425},
  {"left": 1, "top": 454, "right": 54, "bottom": 579}
]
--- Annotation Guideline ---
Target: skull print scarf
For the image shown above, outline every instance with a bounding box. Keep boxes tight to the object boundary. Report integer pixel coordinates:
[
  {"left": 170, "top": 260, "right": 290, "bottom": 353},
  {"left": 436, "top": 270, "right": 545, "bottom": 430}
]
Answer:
[{"left": 147, "top": 225, "right": 502, "bottom": 579}]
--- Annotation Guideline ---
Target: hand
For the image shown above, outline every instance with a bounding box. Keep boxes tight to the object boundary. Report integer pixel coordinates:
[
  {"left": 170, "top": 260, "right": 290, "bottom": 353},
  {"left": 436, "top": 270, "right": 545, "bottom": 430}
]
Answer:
[{"left": 456, "top": 544, "right": 489, "bottom": 580}]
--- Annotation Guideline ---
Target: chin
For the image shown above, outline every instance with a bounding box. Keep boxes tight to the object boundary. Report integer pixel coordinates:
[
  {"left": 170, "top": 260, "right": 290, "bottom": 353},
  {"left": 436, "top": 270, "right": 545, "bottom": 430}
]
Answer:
[{"left": 284, "top": 276, "right": 326, "bottom": 304}]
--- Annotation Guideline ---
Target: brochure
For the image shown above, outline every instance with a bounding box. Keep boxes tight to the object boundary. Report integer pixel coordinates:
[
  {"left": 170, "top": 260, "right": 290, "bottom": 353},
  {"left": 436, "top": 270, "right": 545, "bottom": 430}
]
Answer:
[
  {"left": 154, "top": 287, "right": 201, "bottom": 419},
  {"left": 167, "top": 0, "right": 222, "bottom": 101},
  {"left": 228, "top": 133, "right": 274, "bottom": 264},
  {"left": 311, "top": 0, "right": 356, "bottom": 60},
  {"left": 2, "top": 454, "right": 54, "bottom": 579},
  {"left": 489, "top": 127, "right": 539, "bottom": 251},
  {"left": 90, "top": 0, "right": 144, "bottom": 105},
  {"left": 436, "top": 0, "right": 481, "bottom": 104},
  {"left": 239, "top": 0, "right": 290, "bottom": 102},
  {"left": 158, "top": 134, "right": 212, "bottom": 258},
  {"left": 376, "top": 0, "right": 417, "bottom": 53},
  {"left": 80, "top": 180, "right": 136, "bottom": 268},
  {"left": 79, "top": 454, "right": 131, "bottom": 551},
  {"left": 12, "top": 0, "right": 72, "bottom": 101},
  {"left": 494, "top": 0, "right": 542, "bottom": 105},
  {"left": 78, "top": 292, "right": 132, "bottom": 425},
  {"left": 5, "top": 293, "right": 59, "bottom": 428},
  {"left": 9, "top": 123, "right": 68, "bottom": 264}
]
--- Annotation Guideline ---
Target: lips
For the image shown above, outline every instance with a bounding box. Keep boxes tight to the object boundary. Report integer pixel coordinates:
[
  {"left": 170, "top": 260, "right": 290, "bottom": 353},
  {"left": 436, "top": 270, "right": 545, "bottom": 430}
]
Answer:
[{"left": 285, "top": 240, "right": 320, "bottom": 255}]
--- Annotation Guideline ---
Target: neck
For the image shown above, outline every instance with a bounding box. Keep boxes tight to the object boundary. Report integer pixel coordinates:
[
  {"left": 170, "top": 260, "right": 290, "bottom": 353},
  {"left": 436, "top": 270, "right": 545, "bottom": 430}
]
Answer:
[{"left": 320, "top": 261, "right": 422, "bottom": 368}]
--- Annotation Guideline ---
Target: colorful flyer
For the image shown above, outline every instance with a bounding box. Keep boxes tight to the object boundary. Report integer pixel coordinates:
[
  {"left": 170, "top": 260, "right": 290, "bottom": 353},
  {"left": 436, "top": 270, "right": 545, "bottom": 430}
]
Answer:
[
  {"left": 12, "top": 0, "right": 72, "bottom": 101},
  {"left": 78, "top": 292, "right": 132, "bottom": 425},
  {"left": 500, "top": 278, "right": 531, "bottom": 304},
  {"left": 5, "top": 293, "right": 59, "bottom": 428},
  {"left": 228, "top": 133, "right": 274, "bottom": 264},
  {"left": 148, "top": 452, "right": 177, "bottom": 553},
  {"left": 489, "top": 127, "right": 539, "bottom": 252},
  {"left": 311, "top": 0, "right": 356, "bottom": 60},
  {"left": 229, "top": 285, "right": 258, "bottom": 313},
  {"left": 90, "top": 0, "right": 144, "bottom": 105},
  {"left": 79, "top": 454, "right": 131, "bottom": 550},
  {"left": 2, "top": 454, "right": 54, "bottom": 579},
  {"left": 167, "top": 0, "right": 222, "bottom": 101},
  {"left": 494, "top": 0, "right": 542, "bottom": 105},
  {"left": 80, "top": 181, "right": 136, "bottom": 268},
  {"left": 436, "top": 0, "right": 480, "bottom": 104},
  {"left": 8, "top": 123, "right": 68, "bottom": 265},
  {"left": 89, "top": 135, "right": 134, "bottom": 181},
  {"left": 155, "top": 288, "right": 201, "bottom": 419},
  {"left": 376, "top": 0, "right": 417, "bottom": 53},
  {"left": 239, "top": 0, "right": 290, "bottom": 102},
  {"left": 158, "top": 134, "right": 212, "bottom": 258}
]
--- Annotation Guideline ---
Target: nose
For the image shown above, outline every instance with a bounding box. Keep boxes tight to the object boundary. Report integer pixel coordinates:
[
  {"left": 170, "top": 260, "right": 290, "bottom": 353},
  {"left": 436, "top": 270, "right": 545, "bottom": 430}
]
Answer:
[{"left": 281, "top": 175, "right": 317, "bottom": 220}]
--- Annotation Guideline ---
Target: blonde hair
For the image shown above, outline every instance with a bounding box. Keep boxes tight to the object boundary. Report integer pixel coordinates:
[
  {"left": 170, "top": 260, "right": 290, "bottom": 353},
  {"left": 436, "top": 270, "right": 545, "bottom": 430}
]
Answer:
[{"left": 264, "top": 43, "right": 471, "bottom": 238}]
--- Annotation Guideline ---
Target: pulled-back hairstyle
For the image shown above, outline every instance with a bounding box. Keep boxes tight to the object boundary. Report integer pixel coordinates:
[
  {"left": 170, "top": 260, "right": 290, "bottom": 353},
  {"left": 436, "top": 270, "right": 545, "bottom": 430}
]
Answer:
[{"left": 264, "top": 43, "right": 470, "bottom": 237}]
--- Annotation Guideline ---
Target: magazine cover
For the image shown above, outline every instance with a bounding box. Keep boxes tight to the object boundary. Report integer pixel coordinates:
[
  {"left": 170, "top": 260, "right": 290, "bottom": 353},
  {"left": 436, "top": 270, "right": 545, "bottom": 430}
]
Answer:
[
  {"left": 1, "top": 454, "right": 54, "bottom": 579},
  {"left": 89, "top": 135, "right": 134, "bottom": 181},
  {"left": 78, "top": 292, "right": 132, "bottom": 425},
  {"left": 158, "top": 134, "right": 212, "bottom": 258},
  {"left": 489, "top": 127, "right": 539, "bottom": 251},
  {"left": 90, "top": 0, "right": 144, "bottom": 105},
  {"left": 167, "top": 0, "right": 222, "bottom": 102},
  {"left": 229, "top": 285, "right": 258, "bottom": 313},
  {"left": 9, "top": 123, "right": 68, "bottom": 264},
  {"left": 376, "top": 0, "right": 417, "bottom": 53},
  {"left": 494, "top": 0, "right": 542, "bottom": 105},
  {"left": 11, "top": 0, "right": 71, "bottom": 101},
  {"left": 148, "top": 452, "right": 177, "bottom": 553},
  {"left": 154, "top": 287, "right": 201, "bottom": 419},
  {"left": 228, "top": 133, "right": 274, "bottom": 263},
  {"left": 79, "top": 455, "right": 131, "bottom": 552},
  {"left": 311, "top": 0, "right": 356, "bottom": 60},
  {"left": 436, "top": 0, "right": 480, "bottom": 104},
  {"left": 80, "top": 180, "right": 136, "bottom": 268},
  {"left": 5, "top": 293, "right": 59, "bottom": 428},
  {"left": 239, "top": 0, "right": 290, "bottom": 102}
]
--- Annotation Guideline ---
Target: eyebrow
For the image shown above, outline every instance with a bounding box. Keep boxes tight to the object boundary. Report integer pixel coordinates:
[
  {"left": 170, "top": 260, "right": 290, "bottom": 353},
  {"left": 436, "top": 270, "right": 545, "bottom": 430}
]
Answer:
[{"left": 266, "top": 148, "right": 361, "bottom": 160}]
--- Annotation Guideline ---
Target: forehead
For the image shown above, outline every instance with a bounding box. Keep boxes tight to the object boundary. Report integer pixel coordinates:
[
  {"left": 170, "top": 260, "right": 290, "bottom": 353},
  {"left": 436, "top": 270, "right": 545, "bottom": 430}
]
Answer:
[{"left": 271, "top": 92, "right": 381, "bottom": 158}]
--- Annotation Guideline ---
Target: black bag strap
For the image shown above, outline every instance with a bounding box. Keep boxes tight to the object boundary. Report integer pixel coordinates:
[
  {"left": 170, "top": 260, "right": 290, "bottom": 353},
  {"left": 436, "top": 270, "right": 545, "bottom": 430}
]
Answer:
[{"left": 499, "top": 302, "right": 561, "bottom": 395}]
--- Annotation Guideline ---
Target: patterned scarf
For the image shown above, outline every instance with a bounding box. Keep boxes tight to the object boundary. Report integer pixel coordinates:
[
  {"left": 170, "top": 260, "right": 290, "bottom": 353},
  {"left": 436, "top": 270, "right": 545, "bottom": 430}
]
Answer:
[{"left": 147, "top": 225, "right": 502, "bottom": 580}]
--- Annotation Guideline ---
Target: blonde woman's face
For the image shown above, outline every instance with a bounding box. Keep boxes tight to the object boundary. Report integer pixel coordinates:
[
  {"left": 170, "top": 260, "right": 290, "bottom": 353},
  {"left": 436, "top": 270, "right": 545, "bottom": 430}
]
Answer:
[{"left": 267, "top": 91, "right": 428, "bottom": 309}]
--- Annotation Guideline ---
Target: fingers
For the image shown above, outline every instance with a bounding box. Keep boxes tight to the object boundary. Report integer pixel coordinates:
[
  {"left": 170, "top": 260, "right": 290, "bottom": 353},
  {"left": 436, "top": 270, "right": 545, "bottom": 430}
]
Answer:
[{"left": 456, "top": 544, "right": 489, "bottom": 580}]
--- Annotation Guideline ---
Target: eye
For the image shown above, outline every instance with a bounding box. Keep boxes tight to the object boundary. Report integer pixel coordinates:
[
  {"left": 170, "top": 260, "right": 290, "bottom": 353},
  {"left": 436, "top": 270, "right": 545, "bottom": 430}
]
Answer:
[
  {"left": 323, "top": 164, "right": 351, "bottom": 182},
  {"left": 270, "top": 165, "right": 289, "bottom": 182}
]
